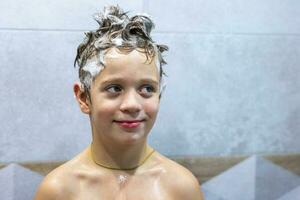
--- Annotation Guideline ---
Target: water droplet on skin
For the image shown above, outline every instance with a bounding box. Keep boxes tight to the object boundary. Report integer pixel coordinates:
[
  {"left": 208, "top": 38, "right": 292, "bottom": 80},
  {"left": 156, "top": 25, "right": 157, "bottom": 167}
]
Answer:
[{"left": 118, "top": 174, "right": 128, "bottom": 185}]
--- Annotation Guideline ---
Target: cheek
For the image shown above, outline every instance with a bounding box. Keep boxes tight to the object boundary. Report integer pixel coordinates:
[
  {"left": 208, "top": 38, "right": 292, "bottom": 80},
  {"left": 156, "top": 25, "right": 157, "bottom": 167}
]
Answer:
[
  {"left": 92, "top": 101, "right": 118, "bottom": 119},
  {"left": 144, "top": 99, "right": 160, "bottom": 118}
]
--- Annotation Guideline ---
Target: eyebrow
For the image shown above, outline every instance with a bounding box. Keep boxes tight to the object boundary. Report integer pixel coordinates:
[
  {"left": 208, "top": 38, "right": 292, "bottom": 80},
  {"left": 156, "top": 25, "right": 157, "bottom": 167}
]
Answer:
[{"left": 100, "top": 77, "right": 159, "bottom": 85}]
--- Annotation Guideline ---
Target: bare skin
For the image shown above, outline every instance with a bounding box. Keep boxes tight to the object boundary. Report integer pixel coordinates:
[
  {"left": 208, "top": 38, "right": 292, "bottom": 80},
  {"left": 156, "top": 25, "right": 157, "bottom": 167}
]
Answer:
[
  {"left": 34, "top": 145, "right": 204, "bottom": 200},
  {"left": 34, "top": 48, "right": 204, "bottom": 200}
]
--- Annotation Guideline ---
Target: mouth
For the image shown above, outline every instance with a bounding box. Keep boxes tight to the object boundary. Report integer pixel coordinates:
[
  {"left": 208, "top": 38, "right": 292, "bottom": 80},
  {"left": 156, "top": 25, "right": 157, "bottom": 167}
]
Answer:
[{"left": 113, "top": 119, "right": 145, "bottom": 129}]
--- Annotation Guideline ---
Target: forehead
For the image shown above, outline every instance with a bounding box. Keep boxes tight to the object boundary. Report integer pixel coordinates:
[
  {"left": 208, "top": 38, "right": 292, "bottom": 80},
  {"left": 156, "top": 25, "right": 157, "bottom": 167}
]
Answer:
[
  {"left": 105, "top": 47, "right": 146, "bottom": 60},
  {"left": 104, "top": 47, "right": 156, "bottom": 67},
  {"left": 92, "top": 47, "right": 159, "bottom": 83}
]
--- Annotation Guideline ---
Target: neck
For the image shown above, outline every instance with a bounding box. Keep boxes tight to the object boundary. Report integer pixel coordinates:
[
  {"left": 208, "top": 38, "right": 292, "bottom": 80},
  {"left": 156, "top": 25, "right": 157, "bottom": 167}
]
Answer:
[{"left": 90, "top": 138, "right": 153, "bottom": 170}]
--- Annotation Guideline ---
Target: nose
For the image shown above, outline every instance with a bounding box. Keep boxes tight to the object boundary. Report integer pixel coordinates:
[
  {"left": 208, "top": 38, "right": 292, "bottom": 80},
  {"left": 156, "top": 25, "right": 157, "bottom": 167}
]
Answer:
[{"left": 119, "top": 89, "right": 142, "bottom": 113}]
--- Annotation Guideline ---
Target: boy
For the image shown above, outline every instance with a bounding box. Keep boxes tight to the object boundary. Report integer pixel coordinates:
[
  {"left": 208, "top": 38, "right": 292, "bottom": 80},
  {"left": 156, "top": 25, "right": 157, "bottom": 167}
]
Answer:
[{"left": 34, "top": 5, "right": 204, "bottom": 200}]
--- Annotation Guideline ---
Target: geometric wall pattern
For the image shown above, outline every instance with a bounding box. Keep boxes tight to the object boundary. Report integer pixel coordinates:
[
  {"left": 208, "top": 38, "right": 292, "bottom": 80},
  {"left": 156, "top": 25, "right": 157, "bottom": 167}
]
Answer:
[
  {"left": 277, "top": 185, "right": 300, "bottom": 200},
  {"left": 0, "top": 164, "right": 43, "bottom": 200},
  {"left": 0, "top": 156, "right": 299, "bottom": 200},
  {"left": 201, "top": 155, "right": 300, "bottom": 200}
]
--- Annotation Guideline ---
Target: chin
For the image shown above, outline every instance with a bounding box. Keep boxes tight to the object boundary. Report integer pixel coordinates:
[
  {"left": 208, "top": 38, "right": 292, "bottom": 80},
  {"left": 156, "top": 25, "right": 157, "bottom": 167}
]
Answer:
[{"left": 115, "top": 131, "right": 148, "bottom": 146}]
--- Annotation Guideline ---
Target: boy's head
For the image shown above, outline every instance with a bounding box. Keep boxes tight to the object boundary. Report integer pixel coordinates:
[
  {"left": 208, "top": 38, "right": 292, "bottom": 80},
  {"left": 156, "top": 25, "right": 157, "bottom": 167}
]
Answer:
[{"left": 74, "top": 5, "right": 168, "bottom": 99}]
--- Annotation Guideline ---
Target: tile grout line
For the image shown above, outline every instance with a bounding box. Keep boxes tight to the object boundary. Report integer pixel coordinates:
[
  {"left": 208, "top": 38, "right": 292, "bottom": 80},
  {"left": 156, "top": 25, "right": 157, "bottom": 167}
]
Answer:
[{"left": 0, "top": 28, "right": 300, "bottom": 37}]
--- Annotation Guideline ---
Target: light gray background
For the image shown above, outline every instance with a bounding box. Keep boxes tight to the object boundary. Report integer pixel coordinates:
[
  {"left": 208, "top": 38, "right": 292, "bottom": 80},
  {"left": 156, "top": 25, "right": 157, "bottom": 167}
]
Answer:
[{"left": 0, "top": 0, "right": 299, "bottom": 162}]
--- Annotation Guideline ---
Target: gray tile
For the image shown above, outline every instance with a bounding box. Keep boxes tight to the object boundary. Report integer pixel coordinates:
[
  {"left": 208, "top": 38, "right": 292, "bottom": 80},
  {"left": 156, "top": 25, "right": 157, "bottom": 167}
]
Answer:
[
  {"left": 255, "top": 156, "right": 300, "bottom": 200},
  {"left": 201, "top": 155, "right": 300, "bottom": 200},
  {"left": 150, "top": 33, "right": 300, "bottom": 156},
  {"left": 0, "top": 163, "right": 43, "bottom": 200},
  {"left": 0, "top": 0, "right": 143, "bottom": 30},
  {"left": 1, "top": 31, "right": 300, "bottom": 162},
  {"left": 201, "top": 156, "right": 256, "bottom": 200},
  {"left": 0, "top": 30, "right": 91, "bottom": 162},
  {"left": 277, "top": 186, "right": 300, "bottom": 200},
  {"left": 0, "top": 165, "right": 14, "bottom": 200},
  {"left": 147, "top": 0, "right": 300, "bottom": 33},
  {"left": 202, "top": 188, "right": 228, "bottom": 200}
]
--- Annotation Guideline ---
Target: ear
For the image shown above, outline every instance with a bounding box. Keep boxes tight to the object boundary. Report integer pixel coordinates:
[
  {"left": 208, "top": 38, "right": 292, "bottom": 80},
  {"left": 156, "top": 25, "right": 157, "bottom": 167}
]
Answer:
[{"left": 73, "top": 82, "right": 91, "bottom": 114}]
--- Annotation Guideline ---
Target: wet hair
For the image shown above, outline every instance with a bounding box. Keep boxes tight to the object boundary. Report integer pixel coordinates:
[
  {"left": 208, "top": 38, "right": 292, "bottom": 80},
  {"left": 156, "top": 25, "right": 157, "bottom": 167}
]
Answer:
[{"left": 74, "top": 5, "right": 168, "bottom": 98}]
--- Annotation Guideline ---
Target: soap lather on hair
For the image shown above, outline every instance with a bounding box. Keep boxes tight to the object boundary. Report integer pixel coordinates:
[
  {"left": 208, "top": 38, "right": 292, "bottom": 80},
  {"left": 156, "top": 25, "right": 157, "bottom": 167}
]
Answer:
[{"left": 74, "top": 5, "right": 169, "bottom": 98}]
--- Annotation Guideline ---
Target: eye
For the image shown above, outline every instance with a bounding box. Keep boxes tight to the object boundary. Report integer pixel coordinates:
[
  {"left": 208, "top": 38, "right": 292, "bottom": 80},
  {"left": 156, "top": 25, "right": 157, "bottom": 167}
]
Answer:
[
  {"left": 140, "top": 85, "right": 156, "bottom": 96},
  {"left": 105, "top": 85, "right": 122, "bottom": 94}
]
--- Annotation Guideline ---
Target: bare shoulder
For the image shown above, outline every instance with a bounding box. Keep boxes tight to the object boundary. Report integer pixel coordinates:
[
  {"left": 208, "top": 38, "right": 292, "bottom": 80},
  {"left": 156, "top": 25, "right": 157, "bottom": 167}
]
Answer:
[
  {"left": 34, "top": 164, "right": 71, "bottom": 200},
  {"left": 155, "top": 153, "right": 205, "bottom": 200},
  {"left": 34, "top": 150, "right": 88, "bottom": 200}
]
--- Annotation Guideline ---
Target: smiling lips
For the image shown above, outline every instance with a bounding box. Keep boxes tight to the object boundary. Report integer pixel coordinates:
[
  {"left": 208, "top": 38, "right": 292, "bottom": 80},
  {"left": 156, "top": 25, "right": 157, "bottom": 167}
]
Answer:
[{"left": 114, "top": 120, "right": 144, "bottom": 129}]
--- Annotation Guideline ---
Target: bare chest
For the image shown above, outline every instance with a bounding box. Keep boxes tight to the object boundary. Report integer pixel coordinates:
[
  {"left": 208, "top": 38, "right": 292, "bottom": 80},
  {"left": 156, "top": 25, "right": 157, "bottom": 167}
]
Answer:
[{"left": 70, "top": 173, "right": 175, "bottom": 200}]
